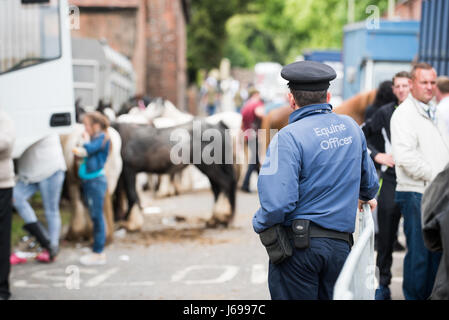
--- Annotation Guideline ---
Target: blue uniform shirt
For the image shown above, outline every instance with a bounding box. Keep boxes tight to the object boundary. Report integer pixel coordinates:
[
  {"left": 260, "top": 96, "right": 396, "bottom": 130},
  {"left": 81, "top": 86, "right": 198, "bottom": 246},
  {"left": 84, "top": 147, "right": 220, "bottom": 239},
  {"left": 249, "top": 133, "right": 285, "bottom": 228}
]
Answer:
[{"left": 252, "top": 103, "right": 379, "bottom": 234}]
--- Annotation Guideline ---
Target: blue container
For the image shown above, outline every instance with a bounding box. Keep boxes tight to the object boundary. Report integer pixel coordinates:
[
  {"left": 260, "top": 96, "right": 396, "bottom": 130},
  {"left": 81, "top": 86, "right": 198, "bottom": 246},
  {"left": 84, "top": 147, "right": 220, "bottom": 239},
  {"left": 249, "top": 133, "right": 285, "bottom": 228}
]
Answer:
[
  {"left": 343, "top": 20, "right": 420, "bottom": 99},
  {"left": 303, "top": 50, "right": 342, "bottom": 62},
  {"left": 418, "top": 0, "right": 449, "bottom": 76}
]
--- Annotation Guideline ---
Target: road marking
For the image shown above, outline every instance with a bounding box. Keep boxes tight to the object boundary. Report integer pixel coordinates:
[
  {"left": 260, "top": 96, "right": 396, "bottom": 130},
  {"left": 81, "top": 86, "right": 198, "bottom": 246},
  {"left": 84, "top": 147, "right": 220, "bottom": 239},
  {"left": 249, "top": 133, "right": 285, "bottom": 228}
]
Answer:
[
  {"left": 13, "top": 280, "right": 49, "bottom": 289},
  {"left": 393, "top": 252, "right": 406, "bottom": 259},
  {"left": 251, "top": 264, "right": 267, "bottom": 284},
  {"left": 171, "top": 265, "right": 239, "bottom": 284},
  {"left": 84, "top": 268, "right": 120, "bottom": 287},
  {"left": 128, "top": 281, "right": 155, "bottom": 286},
  {"left": 101, "top": 281, "right": 155, "bottom": 287},
  {"left": 392, "top": 277, "right": 403, "bottom": 283}
]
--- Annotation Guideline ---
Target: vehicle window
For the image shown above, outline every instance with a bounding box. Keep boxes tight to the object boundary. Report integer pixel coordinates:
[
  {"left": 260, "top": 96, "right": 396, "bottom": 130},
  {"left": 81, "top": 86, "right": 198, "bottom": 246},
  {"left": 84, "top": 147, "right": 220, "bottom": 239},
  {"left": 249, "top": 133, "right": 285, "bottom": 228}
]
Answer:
[
  {"left": 372, "top": 62, "right": 412, "bottom": 88},
  {"left": 0, "top": 0, "right": 61, "bottom": 74}
]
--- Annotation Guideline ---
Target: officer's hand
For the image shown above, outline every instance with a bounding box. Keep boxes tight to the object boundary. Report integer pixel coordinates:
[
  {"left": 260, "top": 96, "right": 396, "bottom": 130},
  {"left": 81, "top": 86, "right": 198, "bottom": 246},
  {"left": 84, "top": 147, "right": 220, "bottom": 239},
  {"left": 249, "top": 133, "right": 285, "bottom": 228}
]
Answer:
[
  {"left": 358, "top": 199, "right": 377, "bottom": 213},
  {"left": 374, "top": 153, "right": 395, "bottom": 168}
]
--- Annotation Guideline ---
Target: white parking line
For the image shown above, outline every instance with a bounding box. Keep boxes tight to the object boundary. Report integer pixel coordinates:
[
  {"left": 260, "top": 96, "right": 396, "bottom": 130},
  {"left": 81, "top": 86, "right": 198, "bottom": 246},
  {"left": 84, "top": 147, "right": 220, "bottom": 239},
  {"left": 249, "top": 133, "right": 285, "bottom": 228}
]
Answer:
[
  {"left": 84, "top": 268, "right": 120, "bottom": 287},
  {"left": 392, "top": 277, "right": 403, "bottom": 283},
  {"left": 251, "top": 264, "right": 267, "bottom": 284},
  {"left": 171, "top": 265, "right": 239, "bottom": 284}
]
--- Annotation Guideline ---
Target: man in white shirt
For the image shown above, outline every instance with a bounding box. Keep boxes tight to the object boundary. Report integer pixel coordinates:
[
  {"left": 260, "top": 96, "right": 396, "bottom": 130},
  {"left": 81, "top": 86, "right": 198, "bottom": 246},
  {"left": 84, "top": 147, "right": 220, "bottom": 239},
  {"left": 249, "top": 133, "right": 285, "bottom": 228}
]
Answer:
[
  {"left": 436, "top": 76, "right": 449, "bottom": 134},
  {"left": 391, "top": 63, "right": 449, "bottom": 300}
]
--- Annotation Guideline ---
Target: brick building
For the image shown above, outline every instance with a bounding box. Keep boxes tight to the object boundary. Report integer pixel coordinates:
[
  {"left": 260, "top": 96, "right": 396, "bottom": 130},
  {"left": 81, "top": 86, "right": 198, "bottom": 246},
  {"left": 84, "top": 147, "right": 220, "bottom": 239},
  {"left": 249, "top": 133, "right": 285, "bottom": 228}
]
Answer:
[
  {"left": 394, "top": 0, "right": 422, "bottom": 20},
  {"left": 70, "top": 0, "right": 189, "bottom": 110}
]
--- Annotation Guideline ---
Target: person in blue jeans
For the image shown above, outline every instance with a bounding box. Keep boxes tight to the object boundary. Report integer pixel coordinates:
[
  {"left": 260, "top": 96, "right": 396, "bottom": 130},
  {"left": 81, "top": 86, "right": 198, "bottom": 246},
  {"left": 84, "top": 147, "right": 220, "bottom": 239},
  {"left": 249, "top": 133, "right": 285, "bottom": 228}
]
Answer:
[
  {"left": 12, "top": 134, "right": 67, "bottom": 263},
  {"left": 73, "top": 111, "right": 110, "bottom": 266},
  {"left": 395, "top": 192, "right": 441, "bottom": 299}
]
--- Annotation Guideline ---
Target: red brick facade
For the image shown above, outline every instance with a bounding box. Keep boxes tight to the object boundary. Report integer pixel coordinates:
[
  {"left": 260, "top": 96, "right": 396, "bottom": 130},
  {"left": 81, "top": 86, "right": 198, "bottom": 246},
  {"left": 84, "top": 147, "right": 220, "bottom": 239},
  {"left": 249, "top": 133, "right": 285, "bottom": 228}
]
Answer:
[
  {"left": 145, "top": 0, "right": 187, "bottom": 110},
  {"left": 386, "top": 0, "right": 422, "bottom": 20},
  {"left": 71, "top": 0, "right": 139, "bottom": 7},
  {"left": 69, "top": 0, "right": 188, "bottom": 109}
]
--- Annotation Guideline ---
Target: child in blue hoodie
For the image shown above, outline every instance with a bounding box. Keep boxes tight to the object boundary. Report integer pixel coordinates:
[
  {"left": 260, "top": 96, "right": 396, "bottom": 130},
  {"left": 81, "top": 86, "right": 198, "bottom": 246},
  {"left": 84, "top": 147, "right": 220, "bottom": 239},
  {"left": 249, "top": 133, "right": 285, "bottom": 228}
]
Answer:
[{"left": 73, "top": 112, "right": 110, "bottom": 266}]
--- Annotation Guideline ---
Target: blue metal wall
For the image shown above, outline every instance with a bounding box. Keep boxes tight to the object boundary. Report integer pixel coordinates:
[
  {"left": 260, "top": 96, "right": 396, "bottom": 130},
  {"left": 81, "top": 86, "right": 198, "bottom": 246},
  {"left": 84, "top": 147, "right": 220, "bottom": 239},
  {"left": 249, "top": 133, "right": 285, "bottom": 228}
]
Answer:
[
  {"left": 342, "top": 20, "right": 419, "bottom": 99},
  {"left": 303, "top": 50, "right": 342, "bottom": 62},
  {"left": 418, "top": 0, "right": 449, "bottom": 76}
]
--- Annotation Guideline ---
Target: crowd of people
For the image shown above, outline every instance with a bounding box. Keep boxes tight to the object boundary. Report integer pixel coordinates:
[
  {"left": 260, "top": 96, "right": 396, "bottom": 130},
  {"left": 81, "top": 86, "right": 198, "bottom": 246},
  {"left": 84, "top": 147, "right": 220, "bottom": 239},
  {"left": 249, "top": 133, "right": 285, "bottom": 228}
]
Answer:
[
  {"left": 2, "top": 62, "right": 449, "bottom": 300},
  {"left": 0, "top": 111, "right": 112, "bottom": 300},
  {"left": 363, "top": 63, "right": 449, "bottom": 300}
]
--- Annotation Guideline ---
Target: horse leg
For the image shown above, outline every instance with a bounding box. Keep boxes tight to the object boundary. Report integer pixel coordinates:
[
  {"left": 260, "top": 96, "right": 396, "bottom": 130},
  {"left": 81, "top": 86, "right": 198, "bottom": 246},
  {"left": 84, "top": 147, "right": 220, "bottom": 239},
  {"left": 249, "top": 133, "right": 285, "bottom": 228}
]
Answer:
[
  {"left": 122, "top": 166, "right": 139, "bottom": 221},
  {"left": 103, "top": 189, "right": 114, "bottom": 244},
  {"left": 121, "top": 166, "right": 144, "bottom": 232},
  {"left": 113, "top": 172, "right": 126, "bottom": 221},
  {"left": 205, "top": 179, "right": 221, "bottom": 228},
  {"left": 197, "top": 164, "right": 236, "bottom": 228}
]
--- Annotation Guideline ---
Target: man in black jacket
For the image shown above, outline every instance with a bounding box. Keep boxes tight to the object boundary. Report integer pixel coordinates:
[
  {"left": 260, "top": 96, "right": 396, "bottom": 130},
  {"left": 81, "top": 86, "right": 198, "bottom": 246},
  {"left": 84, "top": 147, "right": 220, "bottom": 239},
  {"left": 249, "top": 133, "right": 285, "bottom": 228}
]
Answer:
[{"left": 362, "top": 71, "right": 411, "bottom": 300}]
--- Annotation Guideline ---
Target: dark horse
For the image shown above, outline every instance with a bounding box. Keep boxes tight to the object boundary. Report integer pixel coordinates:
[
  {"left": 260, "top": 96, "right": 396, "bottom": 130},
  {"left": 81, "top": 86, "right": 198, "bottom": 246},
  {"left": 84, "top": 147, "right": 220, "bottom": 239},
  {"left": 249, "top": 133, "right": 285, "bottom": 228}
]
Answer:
[{"left": 112, "top": 119, "right": 237, "bottom": 228}]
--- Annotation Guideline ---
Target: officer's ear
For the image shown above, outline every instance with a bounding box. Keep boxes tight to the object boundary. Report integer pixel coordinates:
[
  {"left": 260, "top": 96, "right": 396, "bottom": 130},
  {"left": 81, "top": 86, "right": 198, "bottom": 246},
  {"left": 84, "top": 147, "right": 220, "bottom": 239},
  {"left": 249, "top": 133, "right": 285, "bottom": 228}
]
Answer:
[
  {"left": 326, "top": 91, "right": 332, "bottom": 103},
  {"left": 287, "top": 92, "right": 297, "bottom": 110}
]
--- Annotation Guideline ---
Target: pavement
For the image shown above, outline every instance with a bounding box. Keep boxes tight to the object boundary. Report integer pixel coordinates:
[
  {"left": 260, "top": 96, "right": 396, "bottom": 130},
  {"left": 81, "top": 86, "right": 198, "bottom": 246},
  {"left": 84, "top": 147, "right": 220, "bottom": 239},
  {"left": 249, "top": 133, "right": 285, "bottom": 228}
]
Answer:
[{"left": 9, "top": 188, "right": 406, "bottom": 300}]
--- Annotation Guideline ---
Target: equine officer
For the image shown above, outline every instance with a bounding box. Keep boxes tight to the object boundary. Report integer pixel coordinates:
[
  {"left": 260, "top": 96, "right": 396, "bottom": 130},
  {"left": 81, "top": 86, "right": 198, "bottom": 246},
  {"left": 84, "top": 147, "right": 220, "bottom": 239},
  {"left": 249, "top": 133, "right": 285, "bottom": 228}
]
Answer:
[{"left": 252, "top": 61, "right": 379, "bottom": 300}]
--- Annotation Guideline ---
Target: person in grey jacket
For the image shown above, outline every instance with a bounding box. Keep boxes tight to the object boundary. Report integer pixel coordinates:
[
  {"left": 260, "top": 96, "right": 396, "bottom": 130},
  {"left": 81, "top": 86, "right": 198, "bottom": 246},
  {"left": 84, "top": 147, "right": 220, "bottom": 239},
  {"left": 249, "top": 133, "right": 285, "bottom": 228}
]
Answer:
[
  {"left": 422, "top": 162, "right": 449, "bottom": 299},
  {"left": 0, "top": 110, "right": 15, "bottom": 300}
]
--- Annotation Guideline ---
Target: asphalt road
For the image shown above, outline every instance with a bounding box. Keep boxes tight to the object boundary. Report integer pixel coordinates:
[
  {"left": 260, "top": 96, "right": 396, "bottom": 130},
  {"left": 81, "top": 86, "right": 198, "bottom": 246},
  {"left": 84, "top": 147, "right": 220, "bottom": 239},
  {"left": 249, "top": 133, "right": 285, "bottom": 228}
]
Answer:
[{"left": 9, "top": 189, "right": 406, "bottom": 300}]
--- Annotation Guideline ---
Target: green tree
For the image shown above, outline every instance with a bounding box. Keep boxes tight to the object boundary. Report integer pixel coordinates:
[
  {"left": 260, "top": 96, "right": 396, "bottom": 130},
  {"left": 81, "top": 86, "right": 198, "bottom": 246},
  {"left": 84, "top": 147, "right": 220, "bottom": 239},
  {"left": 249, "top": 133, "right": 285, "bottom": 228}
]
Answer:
[
  {"left": 187, "top": 0, "right": 390, "bottom": 79},
  {"left": 187, "top": 0, "right": 251, "bottom": 82},
  {"left": 223, "top": 0, "right": 389, "bottom": 68}
]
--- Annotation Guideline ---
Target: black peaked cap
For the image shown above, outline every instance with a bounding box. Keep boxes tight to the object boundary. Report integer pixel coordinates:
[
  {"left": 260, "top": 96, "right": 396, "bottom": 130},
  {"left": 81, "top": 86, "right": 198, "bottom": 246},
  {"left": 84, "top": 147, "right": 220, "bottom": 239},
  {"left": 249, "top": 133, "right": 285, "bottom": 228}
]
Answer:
[{"left": 281, "top": 61, "right": 337, "bottom": 91}]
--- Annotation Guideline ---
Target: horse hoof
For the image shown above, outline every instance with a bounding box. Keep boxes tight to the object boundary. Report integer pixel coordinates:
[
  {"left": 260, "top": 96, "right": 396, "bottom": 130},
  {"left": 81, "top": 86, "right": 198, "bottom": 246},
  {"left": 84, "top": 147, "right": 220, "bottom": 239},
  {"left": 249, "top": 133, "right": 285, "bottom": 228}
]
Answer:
[{"left": 205, "top": 218, "right": 219, "bottom": 229}]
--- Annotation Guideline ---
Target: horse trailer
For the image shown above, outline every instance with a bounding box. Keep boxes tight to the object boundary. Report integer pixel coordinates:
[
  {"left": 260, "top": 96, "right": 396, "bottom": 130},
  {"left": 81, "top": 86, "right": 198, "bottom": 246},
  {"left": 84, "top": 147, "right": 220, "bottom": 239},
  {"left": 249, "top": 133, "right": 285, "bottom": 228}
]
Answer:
[
  {"left": 342, "top": 20, "right": 420, "bottom": 100},
  {"left": 0, "top": 0, "right": 75, "bottom": 158},
  {"left": 71, "top": 37, "right": 136, "bottom": 112},
  {"left": 418, "top": 0, "right": 449, "bottom": 76}
]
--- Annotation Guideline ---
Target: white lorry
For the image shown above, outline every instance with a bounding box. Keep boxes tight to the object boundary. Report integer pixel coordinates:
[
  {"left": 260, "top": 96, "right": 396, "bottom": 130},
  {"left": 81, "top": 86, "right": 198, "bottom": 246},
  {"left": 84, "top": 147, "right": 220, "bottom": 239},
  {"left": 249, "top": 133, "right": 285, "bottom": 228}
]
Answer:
[{"left": 0, "top": 0, "right": 75, "bottom": 158}]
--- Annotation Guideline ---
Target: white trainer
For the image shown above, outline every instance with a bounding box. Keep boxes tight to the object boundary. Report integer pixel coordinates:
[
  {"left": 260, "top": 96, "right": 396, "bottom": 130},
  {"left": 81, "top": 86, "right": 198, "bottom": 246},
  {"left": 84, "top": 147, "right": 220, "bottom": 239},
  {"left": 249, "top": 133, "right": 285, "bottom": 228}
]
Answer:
[{"left": 80, "top": 252, "right": 107, "bottom": 266}]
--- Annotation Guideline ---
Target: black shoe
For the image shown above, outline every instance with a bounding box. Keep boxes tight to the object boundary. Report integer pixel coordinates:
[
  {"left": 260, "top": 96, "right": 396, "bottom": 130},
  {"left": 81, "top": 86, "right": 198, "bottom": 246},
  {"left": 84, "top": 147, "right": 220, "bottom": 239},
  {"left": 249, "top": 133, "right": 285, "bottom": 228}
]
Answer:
[
  {"left": 240, "top": 187, "right": 251, "bottom": 193},
  {"left": 393, "top": 240, "right": 405, "bottom": 252},
  {"left": 23, "top": 222, "right": 51, "bottom": 253}
]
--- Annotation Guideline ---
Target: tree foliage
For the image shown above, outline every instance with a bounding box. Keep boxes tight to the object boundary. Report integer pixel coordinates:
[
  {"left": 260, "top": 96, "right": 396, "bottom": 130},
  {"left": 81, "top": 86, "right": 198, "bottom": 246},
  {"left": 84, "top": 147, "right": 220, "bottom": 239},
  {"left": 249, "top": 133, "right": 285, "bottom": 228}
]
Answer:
[
  {"left": 187, "top": 0, "right": 252, "bottom": 82},
  {"left": 187, "top": 0, "right": 390, "bottom": 79}
]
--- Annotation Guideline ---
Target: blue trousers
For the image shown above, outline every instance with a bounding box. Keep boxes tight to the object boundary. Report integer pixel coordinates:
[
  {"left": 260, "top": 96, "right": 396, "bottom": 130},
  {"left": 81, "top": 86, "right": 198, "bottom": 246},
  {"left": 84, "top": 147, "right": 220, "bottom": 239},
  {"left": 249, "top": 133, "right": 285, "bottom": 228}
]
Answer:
[
  {"left": 13, "top": 170, "right": 65, "bottom": 248},
  {"left": 268, "top": 238, "right": 350, "bottom": 300},
  {"left": 82, "top": 175, "right": 107, "bottom": 253},
  {"left": 395, "top": 191, "right": 441, "bottom": 300}
]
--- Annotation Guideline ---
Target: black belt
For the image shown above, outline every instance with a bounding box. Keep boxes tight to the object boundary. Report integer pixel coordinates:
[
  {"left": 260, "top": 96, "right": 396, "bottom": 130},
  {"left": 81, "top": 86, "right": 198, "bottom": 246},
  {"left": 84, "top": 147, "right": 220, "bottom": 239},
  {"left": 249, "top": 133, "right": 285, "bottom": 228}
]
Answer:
[{"left": 285, "top": 223, "right": 353, "bottom": 247}]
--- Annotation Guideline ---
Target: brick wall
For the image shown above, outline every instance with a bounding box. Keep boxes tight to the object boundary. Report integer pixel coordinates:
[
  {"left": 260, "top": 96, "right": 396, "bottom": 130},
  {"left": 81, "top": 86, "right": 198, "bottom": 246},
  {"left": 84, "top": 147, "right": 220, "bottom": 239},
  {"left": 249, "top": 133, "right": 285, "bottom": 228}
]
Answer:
[
  {"left": 394, "top": 0, "right": 422, "bottom": 20},
  {"left": 71, "top": 0, "right": 139, "bottom": 8},
  {"left": 70, "top": 8, "right": 138, "bottom": 59},
  {"left": 146, "top": 0, "right": 187, "bottom": 109},
  {"left": 69, "top": 0, "right": 188, "bottom": 110}
]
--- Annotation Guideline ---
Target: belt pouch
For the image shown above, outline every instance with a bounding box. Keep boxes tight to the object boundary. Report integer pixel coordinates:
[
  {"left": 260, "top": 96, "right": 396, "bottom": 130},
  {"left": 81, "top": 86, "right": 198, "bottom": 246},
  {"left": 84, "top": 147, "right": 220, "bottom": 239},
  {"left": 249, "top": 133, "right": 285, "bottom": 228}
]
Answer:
[
  {"left": 292, "top": 219, "right": 310, "bottom": 249},
  {"left": 259, "top": 224, "right": 293, "bottom": 264}
]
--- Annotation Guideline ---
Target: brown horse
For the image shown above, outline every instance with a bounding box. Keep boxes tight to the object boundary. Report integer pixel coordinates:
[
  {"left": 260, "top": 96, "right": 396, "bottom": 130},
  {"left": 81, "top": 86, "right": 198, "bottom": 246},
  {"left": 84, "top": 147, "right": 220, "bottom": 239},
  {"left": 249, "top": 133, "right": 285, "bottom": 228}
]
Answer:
[
  {"left": 334, "top": 90, "right": 376, "bottom": 125},
  {"left": 260, "top": 90, "right": 377, "bottom": 150}
]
